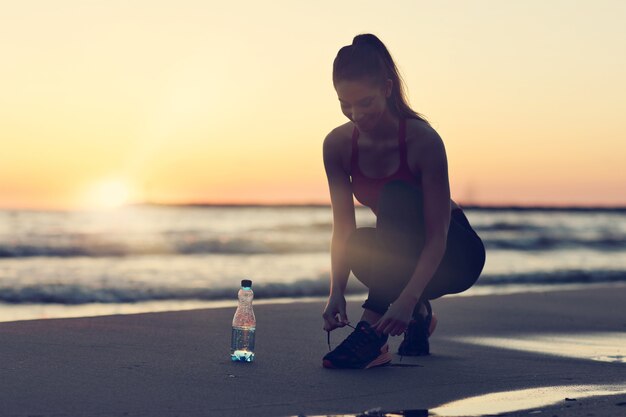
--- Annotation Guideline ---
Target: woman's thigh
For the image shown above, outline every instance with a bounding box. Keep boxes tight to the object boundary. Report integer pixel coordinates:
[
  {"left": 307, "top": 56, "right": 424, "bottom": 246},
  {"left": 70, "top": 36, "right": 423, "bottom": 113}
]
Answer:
[
  {"left": 346, "top": 211, "right": 485, "bottom": 300},
  {"left": 346, "top": 223, "right": 422, "bottom": 297},
  {"left": 423, "top": 210, "right": 486, "bottom": 299},
  {"left": 345, "top": 227, "right": 378, "bottom": 288}
]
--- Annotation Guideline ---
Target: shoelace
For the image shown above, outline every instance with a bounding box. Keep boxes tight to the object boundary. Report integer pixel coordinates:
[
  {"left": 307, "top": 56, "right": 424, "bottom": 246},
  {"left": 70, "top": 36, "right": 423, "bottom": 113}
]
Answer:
[
  {"left": 326, "top": 322, "right": 391, "bottom": 355},
  {"left": 326, "top": 322, "right": 357, "bottom": 352},
  {"left": 326, "top": 302, "right": 433, "bottom": 351},
  {"left": 326, "top": 323, "right": 425, "bottom": 366}
]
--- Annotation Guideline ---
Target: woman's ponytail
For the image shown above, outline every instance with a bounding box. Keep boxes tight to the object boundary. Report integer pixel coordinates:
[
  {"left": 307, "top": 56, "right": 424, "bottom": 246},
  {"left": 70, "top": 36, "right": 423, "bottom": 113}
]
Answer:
[{"left": 333, "top": 34, "right": 428, "bottom": 124}]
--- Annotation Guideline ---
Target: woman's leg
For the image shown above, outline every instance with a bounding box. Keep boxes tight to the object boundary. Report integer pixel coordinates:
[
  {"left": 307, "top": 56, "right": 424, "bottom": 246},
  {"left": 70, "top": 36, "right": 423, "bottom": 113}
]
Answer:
[
  {"left": 422, "top": 209, "right": 485, "bottom": 300},
  {"left": 346, "top": 180, "right": 485, "bottom": 318}
]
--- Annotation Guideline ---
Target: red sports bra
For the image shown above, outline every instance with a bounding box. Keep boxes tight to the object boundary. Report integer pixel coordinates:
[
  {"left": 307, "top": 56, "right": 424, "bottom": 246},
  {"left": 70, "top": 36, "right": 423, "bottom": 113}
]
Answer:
[{"left": 350, "top": 118, "right": 422, "bottom": 215}]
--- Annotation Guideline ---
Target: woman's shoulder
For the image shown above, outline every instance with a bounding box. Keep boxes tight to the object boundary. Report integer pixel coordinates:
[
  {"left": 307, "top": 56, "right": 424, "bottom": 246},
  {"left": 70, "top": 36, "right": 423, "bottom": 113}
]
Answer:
[
  {"left": 405, "top": 118, "right": 447, "bottom": 172},
  {"left": 323, "top": 122, "right": 355, "bottom": 175},
  {"left": 405, "top": 118, "right": 442, "bottom": 145},
  {"left": 323, "top": 122, "right": 354, "bottom": 156},
  {"left": 405, "top": 118, "right": 445, "bottom": 158},
  {"left": 325, "top": 121, "right": 354, "bottom": 143}
]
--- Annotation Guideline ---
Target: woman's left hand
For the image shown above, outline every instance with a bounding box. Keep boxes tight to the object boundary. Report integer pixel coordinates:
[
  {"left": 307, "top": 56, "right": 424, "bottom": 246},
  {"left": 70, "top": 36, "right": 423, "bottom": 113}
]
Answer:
[{"left": 372, "top": 295, "right": 418, "bottom": 336}]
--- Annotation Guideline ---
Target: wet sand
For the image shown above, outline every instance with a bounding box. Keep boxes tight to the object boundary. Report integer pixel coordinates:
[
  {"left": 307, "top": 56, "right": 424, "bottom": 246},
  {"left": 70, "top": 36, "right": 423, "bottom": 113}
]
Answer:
[{"left": 0, "top": 285, "right": 624, "bottom": 417}]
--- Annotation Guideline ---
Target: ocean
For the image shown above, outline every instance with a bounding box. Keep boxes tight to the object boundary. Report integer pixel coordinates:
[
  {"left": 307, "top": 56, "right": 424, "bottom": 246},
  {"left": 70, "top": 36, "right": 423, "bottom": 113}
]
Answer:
[{"left": 1, "top": 205, "right": 625, "bottom": 322}]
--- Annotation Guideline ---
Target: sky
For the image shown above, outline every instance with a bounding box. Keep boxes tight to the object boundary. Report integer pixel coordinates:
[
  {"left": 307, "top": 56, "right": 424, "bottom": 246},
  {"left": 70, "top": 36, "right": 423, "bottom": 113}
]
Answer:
[{"left": 1, "top": 0, "right": 625, "bottom": 210}]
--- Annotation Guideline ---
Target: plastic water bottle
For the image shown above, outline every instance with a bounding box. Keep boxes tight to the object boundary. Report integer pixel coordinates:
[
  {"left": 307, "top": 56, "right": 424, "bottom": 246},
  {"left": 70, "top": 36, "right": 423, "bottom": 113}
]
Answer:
[{"left": 230, "top": 279, "right": 256, "bottom": 362}]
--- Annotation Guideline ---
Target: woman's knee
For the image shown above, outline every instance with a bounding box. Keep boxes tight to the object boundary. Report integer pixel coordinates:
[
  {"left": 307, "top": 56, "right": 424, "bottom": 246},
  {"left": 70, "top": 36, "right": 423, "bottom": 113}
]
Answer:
[{"left": 346, "top": 227, "right": 376, "bottom": 266}]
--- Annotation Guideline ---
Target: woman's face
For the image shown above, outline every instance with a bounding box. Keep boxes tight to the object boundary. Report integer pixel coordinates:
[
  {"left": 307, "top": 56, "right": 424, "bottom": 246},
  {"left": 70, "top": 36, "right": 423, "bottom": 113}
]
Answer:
[{"left": 335, "top": 78, "right": 392, "bottom": 132}]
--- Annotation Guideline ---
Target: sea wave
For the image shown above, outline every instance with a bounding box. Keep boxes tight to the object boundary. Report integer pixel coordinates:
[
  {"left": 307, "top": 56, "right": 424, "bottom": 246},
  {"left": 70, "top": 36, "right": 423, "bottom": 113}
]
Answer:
[
  {"left": 484, "top": 236, "right": 626, "bottom": 251},
  {"left": 474, "top": 222, "right": 544, "bottom": 232},
  {"left": 0, "top": 280, "right": 334, "bottom": 304},
  {"left": 477, "top": 269, "right": 626, "bottom": 285},
  {"left": 1, "top": 269, "right": 624, "bottom": 304},
  {"left": 0, "top": 238, "right": 329, "bottom": 258},
  {"left": 2, "top": 235, "right": 625, "bottom": 258}
]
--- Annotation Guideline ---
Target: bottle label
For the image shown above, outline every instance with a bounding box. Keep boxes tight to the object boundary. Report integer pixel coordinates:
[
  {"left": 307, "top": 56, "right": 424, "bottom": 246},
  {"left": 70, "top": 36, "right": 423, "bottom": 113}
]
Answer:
[{"left": 231, "top": 326, "right": 255, "bottom": 352}]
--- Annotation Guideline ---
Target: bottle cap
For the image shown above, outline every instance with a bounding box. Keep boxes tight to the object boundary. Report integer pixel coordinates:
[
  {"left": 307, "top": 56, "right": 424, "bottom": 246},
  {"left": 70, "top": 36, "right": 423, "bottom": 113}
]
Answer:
[{"left": 241, "top": 279, "right": 252, "bottom": 288}]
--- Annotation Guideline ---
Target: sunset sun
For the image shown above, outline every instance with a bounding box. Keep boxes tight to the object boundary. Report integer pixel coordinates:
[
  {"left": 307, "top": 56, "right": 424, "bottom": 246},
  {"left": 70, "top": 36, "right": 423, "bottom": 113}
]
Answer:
[{"left": 86, "top": 179, "right": 133, "bottom": 210}]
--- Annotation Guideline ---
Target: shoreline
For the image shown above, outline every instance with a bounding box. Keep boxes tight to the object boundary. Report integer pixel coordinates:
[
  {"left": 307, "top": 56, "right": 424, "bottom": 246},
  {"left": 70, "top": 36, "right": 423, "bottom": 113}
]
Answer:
[
  {"left": 0, "top": 285, "right": 624, "bottom": 416},
  {"left": 1, "top": 281, "right": 625, "bottom": 324}
]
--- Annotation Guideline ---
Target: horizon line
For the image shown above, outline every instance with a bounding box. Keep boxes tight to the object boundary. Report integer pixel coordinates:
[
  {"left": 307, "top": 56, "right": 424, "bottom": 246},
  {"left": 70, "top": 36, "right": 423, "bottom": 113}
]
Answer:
[
  {"left": 132, "top": 202, "right": 626, "bottom": 212},
  {"left": 3, "top": 201, "right": 626, "bottom": 212}
]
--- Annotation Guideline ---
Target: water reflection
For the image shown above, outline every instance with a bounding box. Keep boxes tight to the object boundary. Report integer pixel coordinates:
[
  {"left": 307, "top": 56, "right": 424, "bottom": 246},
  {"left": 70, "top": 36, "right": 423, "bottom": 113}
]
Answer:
[
  {"left": 430, "top": 384, "right": 626, "bottom": 416},
  {"left": 295, "top": 384, "right": 626, "bottom": 417},
  {"left": 452, "top": 332, "right": 625, "bottom": 363}
]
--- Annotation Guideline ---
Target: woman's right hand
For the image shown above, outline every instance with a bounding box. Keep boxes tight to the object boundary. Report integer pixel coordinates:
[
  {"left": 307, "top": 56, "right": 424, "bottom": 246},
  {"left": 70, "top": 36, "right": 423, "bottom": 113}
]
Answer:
[{"left": 322, "top": 293, "right": 349, "bottom": 332}]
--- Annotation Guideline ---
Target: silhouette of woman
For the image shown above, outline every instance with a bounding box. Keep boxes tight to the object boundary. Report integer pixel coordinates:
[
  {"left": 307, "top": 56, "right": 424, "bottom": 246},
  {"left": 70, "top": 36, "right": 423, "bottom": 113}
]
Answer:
[{"left": 322, "top": 34, "right": 486, "bottom": 369}]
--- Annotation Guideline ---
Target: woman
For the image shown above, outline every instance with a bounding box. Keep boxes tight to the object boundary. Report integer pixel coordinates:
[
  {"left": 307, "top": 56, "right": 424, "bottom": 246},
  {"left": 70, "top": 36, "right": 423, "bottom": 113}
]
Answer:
[{"left": 322, "top": 34, "right": 486, "bottom": 369}]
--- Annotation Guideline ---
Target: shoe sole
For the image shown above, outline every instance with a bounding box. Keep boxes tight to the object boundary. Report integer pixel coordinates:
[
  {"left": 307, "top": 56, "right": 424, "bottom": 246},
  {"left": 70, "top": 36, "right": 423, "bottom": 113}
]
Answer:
[
  {"left": 322, "top": 344, "right": 392, "bottom": 369},
  {"left": 364, "top": 343, "right": 392, "bottom": 369}
]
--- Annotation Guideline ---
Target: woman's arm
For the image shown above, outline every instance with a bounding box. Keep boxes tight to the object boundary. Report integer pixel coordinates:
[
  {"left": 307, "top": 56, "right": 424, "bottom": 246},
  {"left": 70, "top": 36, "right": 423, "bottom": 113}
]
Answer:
[
  {"left": 399, "top": 129, "right": 451, "bottom": 302},
  {"left": 373, "top": 128, "right": 451, "bottom": 335},
  {"left": 322, "top": 130, "right": 356, "bottom": 330}
]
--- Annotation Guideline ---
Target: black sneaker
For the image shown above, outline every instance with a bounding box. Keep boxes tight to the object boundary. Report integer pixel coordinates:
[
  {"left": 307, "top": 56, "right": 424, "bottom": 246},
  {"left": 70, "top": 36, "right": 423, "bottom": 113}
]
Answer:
[
  {"left": 397, "top": 300, "right": 437, "bottom": 356},
  {"left": 322, "top": 321, "right": 392, "bottom": 369}
]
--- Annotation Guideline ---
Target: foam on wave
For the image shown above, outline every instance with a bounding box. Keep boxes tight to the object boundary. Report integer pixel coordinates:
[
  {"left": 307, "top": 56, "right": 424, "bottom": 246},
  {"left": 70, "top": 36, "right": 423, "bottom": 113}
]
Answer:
[{"left": 1, "top": 270, "right": 624, "bottom": 304}]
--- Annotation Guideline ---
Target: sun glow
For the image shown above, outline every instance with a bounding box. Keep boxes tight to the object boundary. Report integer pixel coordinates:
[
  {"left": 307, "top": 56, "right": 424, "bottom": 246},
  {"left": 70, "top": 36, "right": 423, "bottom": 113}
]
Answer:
[{"left": 84, "top": 179, "right": 133, "bottom": 210}]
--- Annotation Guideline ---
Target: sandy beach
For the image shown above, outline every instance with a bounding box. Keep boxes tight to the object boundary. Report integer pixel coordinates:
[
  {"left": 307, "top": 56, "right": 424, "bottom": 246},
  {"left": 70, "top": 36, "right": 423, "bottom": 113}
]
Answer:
[{"left": 1, "top": 285, "right": 624, "bottom": 417}]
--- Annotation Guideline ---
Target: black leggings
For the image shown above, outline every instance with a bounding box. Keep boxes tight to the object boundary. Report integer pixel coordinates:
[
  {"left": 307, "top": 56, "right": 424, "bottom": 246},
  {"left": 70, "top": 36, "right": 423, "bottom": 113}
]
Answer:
[{"left": 346, "top": 180, "right": 486, "bottom": 318}]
